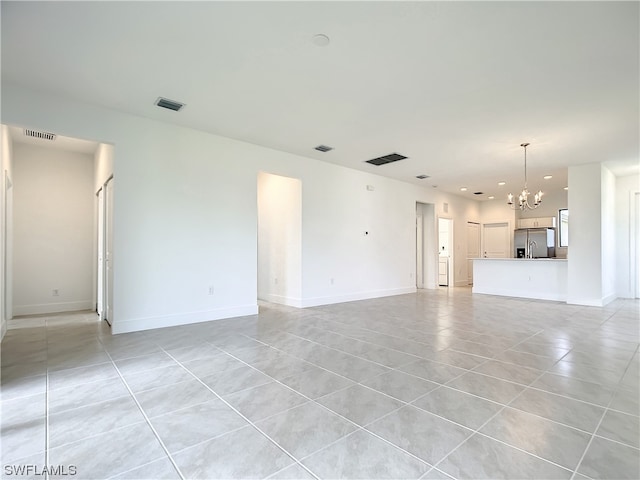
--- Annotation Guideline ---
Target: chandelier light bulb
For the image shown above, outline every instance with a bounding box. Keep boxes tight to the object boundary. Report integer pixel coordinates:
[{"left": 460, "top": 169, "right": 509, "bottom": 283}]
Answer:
[{"left": 507, "top": 143, "right": 544, "bottom": 210}]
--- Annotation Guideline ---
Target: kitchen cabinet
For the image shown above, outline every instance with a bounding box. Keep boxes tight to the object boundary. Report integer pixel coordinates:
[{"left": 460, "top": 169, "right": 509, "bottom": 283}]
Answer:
[{"left": 517, "top": 217, "right": 556, "bottom": 229}]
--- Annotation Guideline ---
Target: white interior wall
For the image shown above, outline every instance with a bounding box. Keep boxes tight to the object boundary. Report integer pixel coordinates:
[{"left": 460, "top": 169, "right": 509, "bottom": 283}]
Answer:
[
  {"left": 12, "top": 143, "right": 95, "bottom": 316},
  {"left": 601, "top": 166, "right": 616, "bottom": 303},
  {"left": 615, "top": 174, "right": 640, "bottom": 298},
  {"left": 517, "top": 187, "right": 568, "bottom": 220},
  {"left": 94, "top": 143, "right": 114, "bottom": 191},
  {"left": 257, "top": 172, "right": 302, "bottom": 307},
  {"left": 3, "top": 83, "right": 482, "bottom": 333},
  {"left": 480, "top": 199, "right": 517, "bottom": 258},
  {"left": 1, "top": 125, "right": 14, "bottom": 340},
  {"left": 567, "top": 163, "right": 607, "bottom": 306},
  {"left": 517, "top": 187, "right": 568, "bottom": 258}
]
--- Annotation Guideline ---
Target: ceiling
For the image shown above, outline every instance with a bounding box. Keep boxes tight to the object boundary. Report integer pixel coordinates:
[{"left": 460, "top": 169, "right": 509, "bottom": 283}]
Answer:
[
  {"left": 8, "top": 126, "right": 98, "bottom": 155},
  {"left": 2, "top": 1, "right": 638, "bottom": 200}
]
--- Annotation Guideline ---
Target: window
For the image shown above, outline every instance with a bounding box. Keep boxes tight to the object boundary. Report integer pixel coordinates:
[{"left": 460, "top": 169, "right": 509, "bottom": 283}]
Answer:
[{"left": 559, "top": 209, "right": 569, "bottom": 247}]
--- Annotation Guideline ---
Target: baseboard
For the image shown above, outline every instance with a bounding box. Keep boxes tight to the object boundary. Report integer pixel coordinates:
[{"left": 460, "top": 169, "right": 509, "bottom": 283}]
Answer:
[
  {"left": 258, "top": 293, "right": 303, "bottom": 308},
  {"left": 111, "top": 304, "right": 259, "bottom": 334},
  {"left": 472, "top": 287, "right": 567, "bottom": 302},
  {"left": 300, "top": 287, "right": 416, "bottom": 308},
  {"left": 13, "top": 300, "right": 93, "bottom": 316},
  {"left": 566, "top": 294, "right": 618, "bottom": 307}
]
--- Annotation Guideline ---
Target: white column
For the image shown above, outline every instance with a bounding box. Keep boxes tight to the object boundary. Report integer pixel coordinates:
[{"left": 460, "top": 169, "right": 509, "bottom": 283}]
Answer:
[{"left": 567, "top": 163, "right": 616, "bottom": 306}]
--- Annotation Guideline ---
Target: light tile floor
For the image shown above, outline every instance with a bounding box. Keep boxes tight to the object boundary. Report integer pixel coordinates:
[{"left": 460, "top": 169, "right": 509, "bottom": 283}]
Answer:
[{"left": 1, "top": 289, "right": 639, "bottom": 479}]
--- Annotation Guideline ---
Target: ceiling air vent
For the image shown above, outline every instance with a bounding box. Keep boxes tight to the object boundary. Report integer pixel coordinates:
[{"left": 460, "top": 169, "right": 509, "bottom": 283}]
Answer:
[
  {"left": 155, "top": 97, "right": 185, "bottom": 112},
  {"left": 365, "top": 153, "right": 407, "bottom": 166},
  {"left": 416, "top": 174, "right": 430, "bottom": 179},
  {"left": 315, "top": 145, "right": 333, "bottom": 152},
  {"left": 473, "top": 192, "right": 484, "bottom": 195},
  {"left": 24, "top": 129, "right": 56, "bottom": 141}
]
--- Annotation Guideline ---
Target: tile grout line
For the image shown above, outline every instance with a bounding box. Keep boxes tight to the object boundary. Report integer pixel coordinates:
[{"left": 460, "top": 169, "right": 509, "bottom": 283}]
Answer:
[
  {"left": 100, "top": 348, "right": 186, "bottom": 480},
  {"left": 215, "top": 348, "right": 440, "bottom": 474},
  {"left": 570, "top": 342, "right": 640, "bottom": 479},
  {"left": 161, "top": 348, "right": 322, "bottom": 480}
]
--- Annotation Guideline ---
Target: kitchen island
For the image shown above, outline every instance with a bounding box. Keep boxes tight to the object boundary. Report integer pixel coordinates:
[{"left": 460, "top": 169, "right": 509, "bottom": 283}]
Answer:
[{"left": 472, "top": 258, "right": 568, "bottom": 301}]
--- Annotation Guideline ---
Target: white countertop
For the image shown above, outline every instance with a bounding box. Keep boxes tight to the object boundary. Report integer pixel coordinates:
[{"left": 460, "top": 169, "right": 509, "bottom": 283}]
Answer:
[{"left": 473, "top": 257, "right": 567, "bottom": 262}]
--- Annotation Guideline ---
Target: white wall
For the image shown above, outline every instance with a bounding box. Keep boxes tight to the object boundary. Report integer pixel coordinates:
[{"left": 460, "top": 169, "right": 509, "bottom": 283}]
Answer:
[
  {"left": 517, "top": 187, "right": 568, "bottom": 258},
  {"left": 257, "top": 172, "right": 302, "bottom": 306},
  {"left": 2, "top": 83, "right": 482, "bottom": 333},
  {"left": 567, "top": 163, "right": 615, "bottom": 306},
  {"left": 480, "top": 199, "right": 517, "bottom": 257},
  {"left": 1, "top": 125, "right": 14, "bottom": 340},
  {"left": 601, "top": 166, "right": 616, "bottom": 303},
  {"left": 12, "top": 143, "right": 95, "bottom": 315},
  {"left": 517, "top": 187, "right": 568, "bottom": 220},
  {"left": 94, "top": 143, "right": 114, "bottom": 192},
  {"left": 615, "top": 174, "right": 640, "bottom": 298}
]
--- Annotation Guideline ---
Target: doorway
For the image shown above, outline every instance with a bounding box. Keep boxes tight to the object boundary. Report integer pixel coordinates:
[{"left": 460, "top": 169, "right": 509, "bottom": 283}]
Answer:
[
  {"left": 438, "top": 217, "right": 453, "bottom": 287},
  {"left": 416, "top": 203, "right": 436, "bottom": 289},
  {"left": 482, "top": 222, "right": 510, "bottom": 258},
  {"left": 466, "top": 222, "right": 480, "bottom": 285},
  {"left": 257, "top": 172, "right": 302, "bottom": 307}
]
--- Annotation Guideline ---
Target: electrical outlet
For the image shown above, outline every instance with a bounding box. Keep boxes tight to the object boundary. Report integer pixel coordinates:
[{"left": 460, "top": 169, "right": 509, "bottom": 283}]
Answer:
[
  {"left": 274, "top": 278, "right": 278, "bottom": 285},
  {"left": 208, "top": 286, "right": 214, "bottom": 295},
  {"left": 52, "top": 289, "right": 59, "bottom": 296},
  {"left": 330, "top": 278, "right": 334, "bottom": 285}
]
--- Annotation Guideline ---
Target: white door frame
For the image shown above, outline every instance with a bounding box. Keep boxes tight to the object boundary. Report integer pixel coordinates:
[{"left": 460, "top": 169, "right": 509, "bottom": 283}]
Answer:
[
  {"left": 97, "top": 176, "right": 113, "bottom": 325},
  {"left": 437, "top": 216, "right": 454, "bottom": 287},
  {"left": 416, "top": 211, "right": 424, "bottom": 288},
  {"left": 467, "top": 221, "right": 481, "bottom": 285}
]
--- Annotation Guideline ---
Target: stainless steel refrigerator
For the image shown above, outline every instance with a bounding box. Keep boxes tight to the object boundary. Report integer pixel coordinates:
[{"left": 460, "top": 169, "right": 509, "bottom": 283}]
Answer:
[{"left": 514, "top": 228, "right": 556, "bottom": 258}]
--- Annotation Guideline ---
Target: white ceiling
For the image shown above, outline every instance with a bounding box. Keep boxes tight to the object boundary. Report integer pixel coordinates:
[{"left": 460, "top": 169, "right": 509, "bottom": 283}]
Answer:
[
  {"left": 8, "top": 126, "right": 98, "bottom": 155},
  {"left": 2, "top": 1, "right": 638, "bottom": 200}
]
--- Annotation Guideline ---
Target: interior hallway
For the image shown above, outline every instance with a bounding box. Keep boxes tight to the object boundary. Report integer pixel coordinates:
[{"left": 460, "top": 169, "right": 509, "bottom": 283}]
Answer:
[{"left": 1, "top": 289, "right": 638, "bottom": 479}]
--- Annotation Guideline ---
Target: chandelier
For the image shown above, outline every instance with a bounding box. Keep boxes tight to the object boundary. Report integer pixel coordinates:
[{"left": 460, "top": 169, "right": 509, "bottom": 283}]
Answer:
[{"left": 507, "top": 142, "right": 543, "bottom": 210}]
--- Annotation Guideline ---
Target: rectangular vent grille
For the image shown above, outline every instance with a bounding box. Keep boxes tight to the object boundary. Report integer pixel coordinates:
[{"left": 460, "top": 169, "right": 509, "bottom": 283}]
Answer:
[
  {"left": 416, "top": 175, "right": 430, "bottom": 179},
  {"left": 365, "top": 153, "right": 407, "bottom": 166},
  {"left": 315, "top": 145, "right": 333, "bottom": 152},
  {"left": 473, "top": 192, "right": 484, "bottom": 195},
  {"left": 155, "top": 97, "right": 185, "bottom": 112},
  {"left": 24, "top": 129, "right": 56, "bottom": 141}
]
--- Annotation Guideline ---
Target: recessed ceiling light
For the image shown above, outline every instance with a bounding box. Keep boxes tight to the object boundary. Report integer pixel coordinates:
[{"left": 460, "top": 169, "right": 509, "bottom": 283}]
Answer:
[
  {"left": 564, "top": 186, "right": 569, "bottom": 190},
  {"left": 312, "top": 34, "right": 330, "bottom": 47},
  {"left": 488, "top": 196, "right": 495, "bottom": 200},
  {"left": 498, "top": 181, "right": 506, "bottom": 186},
  {"left": 460, "top": 187, "right": 468, "bottom": 192},
  {"left": 544, "top": 175, "right": 553, "bottom": 180}
]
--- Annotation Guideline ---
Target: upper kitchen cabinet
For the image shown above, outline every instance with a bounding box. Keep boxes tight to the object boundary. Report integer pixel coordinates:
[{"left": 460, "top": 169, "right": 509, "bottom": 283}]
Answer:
[{"left": 517, "top": 217, "right": 557, "bottom": 229}]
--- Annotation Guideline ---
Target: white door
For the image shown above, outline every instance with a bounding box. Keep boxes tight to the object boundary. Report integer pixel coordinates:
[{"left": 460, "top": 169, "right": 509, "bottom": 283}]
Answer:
[
  {"left": 416, "top": 212, "right": 423, "bottom": 288},
  {"left": 105, "top": 178, "right": 114, "bottom": 325},
  {"left": 467, "top": 222, "right": 480, "bottom": 285},
  {"left": 96, "top": 188, "right": 104, "bottom": 319},
  {"left": 483, "top": 222, "right": 510, "bottom": 258}
]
